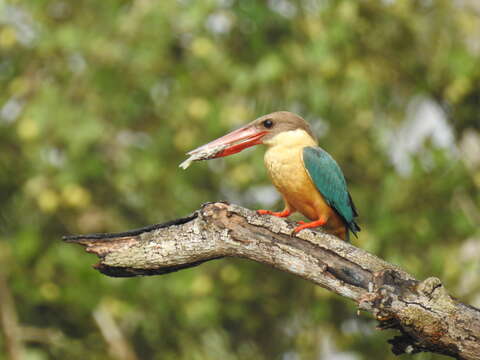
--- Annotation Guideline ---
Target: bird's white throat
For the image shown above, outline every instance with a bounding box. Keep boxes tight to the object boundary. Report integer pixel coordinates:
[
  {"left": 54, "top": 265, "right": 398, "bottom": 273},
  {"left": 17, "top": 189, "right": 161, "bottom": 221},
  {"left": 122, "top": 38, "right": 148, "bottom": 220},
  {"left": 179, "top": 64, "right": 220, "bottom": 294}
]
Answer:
[{"left": 263, "top": 129, "right": 317, "bottom": 149}]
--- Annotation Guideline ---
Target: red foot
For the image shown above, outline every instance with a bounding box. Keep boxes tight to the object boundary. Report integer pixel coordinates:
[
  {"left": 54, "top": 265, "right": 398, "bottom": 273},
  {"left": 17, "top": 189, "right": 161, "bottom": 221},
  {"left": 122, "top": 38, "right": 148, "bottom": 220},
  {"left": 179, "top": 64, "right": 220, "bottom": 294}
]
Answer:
[
  {"left": 293, "top": 218, "right": 327, "bottom": 234},
  {"left": 257, "top": 209, "right": 292, "bottom": 218}
]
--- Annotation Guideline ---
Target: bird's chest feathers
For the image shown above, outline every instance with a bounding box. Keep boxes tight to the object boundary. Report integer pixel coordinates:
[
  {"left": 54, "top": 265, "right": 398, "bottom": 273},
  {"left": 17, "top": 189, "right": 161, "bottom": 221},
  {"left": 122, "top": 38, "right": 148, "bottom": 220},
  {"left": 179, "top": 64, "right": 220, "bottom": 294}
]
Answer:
[
  {"left": 264, "top": 130, "right": 316, "bottom": 195},
  {"left": 265, "top": 148, "right": 304, "bottom": 191},
  {"left": 263, "top": 130, "right": 336, "bottom": 222}
]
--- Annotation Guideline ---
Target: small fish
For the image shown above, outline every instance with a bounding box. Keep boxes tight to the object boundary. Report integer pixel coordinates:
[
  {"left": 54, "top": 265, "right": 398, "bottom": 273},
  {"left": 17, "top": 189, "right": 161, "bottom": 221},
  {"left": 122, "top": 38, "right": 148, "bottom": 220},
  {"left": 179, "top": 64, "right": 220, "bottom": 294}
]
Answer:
[{"left": 179, "top": 144, "right": 228, "bottom": 169}]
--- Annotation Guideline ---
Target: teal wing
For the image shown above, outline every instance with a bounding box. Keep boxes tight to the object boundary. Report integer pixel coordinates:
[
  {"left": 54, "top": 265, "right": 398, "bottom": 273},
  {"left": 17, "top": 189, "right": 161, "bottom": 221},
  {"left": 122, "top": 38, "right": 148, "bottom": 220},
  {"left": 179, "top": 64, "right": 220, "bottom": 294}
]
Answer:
[{"left": 302, "top": 146, "right": 360, "bottom": 240}]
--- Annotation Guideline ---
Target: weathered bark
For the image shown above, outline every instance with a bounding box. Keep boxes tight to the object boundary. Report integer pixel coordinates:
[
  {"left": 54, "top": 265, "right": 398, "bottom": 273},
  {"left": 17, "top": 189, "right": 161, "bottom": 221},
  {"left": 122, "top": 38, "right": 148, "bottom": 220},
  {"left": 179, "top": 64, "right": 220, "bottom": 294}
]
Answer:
[{"left": 64, "top": 202, "right": 480, "bottom": 359}]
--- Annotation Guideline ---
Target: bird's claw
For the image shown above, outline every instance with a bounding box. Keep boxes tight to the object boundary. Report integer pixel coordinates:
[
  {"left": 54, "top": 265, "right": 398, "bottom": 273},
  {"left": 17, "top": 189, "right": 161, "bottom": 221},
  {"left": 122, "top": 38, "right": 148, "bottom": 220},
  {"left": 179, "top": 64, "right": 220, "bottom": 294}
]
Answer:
[
  {"left": 257, "top": 209, "right": 292, "bottom": 218},
  {"left": 292, "top": 218, "right": 327, "bottom": 234},
  {"left": 290, "top": 221, "right": 307, "bottom": 236},
  {"left": 291, "top": 226, "right": 305, "bottom": 235}
]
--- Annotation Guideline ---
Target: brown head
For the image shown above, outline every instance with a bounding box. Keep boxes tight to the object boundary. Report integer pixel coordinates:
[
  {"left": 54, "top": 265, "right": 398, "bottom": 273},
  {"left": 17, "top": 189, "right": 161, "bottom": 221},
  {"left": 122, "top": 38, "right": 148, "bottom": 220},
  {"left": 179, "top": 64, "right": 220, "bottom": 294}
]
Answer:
[
  {"left": 189, "top": 111, "right": 316, "bottom": 158},
  {"left": 249, "top": 111, "right": 315, "bottom": 143}
]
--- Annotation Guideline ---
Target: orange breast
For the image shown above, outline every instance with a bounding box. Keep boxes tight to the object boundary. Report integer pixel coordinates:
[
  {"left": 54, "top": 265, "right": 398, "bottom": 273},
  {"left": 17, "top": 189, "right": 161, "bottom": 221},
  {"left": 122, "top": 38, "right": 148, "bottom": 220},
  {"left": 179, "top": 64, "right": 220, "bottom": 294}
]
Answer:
[{"left": 264, "top": 143, "right": 331, "bottom": 220}]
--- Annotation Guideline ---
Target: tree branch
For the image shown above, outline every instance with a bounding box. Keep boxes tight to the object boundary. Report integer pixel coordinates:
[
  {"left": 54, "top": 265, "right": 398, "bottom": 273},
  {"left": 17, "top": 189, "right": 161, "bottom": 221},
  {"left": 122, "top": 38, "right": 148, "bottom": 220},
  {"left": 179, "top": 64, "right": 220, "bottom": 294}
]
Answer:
[{"left": 64, "top": 202, "right": 480, "bottom": 359}]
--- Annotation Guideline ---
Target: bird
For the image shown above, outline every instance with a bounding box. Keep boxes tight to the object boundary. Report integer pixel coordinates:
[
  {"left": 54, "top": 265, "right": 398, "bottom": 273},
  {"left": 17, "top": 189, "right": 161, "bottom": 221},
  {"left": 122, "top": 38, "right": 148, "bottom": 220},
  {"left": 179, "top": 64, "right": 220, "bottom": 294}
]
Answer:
[{"left": 186, "top": 111, "right": 360, "bottom": 241}]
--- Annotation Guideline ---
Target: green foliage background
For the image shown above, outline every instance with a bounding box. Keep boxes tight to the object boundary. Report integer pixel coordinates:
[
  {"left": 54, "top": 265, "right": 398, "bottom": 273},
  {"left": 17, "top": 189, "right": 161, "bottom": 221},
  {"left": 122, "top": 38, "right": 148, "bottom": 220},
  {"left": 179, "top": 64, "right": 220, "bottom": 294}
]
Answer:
[{"left": 1, "top": 0, "right": 479, "bottom": 359}]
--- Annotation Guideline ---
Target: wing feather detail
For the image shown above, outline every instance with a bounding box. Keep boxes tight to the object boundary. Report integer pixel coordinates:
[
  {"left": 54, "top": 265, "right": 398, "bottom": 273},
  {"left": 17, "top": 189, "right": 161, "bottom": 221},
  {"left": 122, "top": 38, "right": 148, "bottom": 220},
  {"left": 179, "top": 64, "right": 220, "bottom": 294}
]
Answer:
[{"left": 302, "top": 146, "right": 360, "bottom": 238}]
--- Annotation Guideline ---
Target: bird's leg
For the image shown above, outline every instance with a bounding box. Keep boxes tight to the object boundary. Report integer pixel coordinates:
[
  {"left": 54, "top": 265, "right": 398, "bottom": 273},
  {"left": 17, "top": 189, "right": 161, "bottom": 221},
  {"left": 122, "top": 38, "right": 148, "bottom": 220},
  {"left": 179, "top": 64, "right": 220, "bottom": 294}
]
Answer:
[
  {"left": 257, "top": 208, "right": 292, "bottom": 218},
  {"left": 293, "top": 216, "right": 327, "bottom": 233},
  {"left": 258, "top": 198, "right": 296, "bottom": 218}
]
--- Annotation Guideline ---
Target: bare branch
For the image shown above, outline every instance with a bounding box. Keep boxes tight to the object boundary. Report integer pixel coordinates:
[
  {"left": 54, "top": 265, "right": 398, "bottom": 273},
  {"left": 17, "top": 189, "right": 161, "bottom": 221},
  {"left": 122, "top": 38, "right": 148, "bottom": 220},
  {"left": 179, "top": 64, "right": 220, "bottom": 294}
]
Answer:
[
  {"left": 0, "top": 271, "right": 24, "bottom": 360},
  {"left": 93, "top": 303, "right": 138, "bottom": 360},
  {"left": 64, "top": 202, "right": 480, "bottom": 359}
]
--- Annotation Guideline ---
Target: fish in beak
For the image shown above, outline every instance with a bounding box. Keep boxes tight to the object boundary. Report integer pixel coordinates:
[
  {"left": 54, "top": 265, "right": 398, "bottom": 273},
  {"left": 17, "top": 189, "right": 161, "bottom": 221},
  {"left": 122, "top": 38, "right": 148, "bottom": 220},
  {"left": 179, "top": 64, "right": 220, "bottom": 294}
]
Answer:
[{"left": 179, "top": 124, "right": 267, "bottom": 169}]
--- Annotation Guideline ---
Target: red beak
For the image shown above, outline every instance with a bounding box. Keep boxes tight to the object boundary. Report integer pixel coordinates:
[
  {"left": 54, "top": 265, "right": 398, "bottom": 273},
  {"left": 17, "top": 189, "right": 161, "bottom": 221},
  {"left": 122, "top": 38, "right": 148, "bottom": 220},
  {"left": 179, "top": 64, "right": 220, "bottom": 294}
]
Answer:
[{"left": 188, "top": 125, "right": 267, "bottom": 158}]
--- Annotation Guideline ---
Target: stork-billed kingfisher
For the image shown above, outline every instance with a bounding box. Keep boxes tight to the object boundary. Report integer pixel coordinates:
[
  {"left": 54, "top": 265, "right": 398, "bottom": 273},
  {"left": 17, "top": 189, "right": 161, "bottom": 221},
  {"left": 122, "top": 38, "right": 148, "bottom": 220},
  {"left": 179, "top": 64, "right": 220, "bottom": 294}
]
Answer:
[{"left": 188, "top": 111, "right": 360, "bottom": 241}]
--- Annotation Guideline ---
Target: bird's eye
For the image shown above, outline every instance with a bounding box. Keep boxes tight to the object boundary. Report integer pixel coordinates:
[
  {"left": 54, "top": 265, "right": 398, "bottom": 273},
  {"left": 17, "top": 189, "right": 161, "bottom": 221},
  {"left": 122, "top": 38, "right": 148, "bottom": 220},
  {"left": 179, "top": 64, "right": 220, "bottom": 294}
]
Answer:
[{"left": 263, "top": 119, "right": 273, "bottom": 129}]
